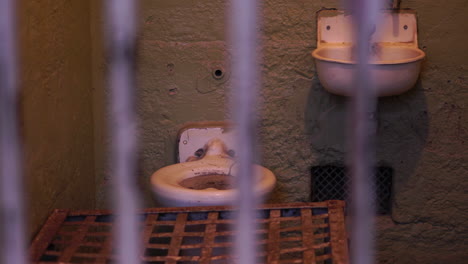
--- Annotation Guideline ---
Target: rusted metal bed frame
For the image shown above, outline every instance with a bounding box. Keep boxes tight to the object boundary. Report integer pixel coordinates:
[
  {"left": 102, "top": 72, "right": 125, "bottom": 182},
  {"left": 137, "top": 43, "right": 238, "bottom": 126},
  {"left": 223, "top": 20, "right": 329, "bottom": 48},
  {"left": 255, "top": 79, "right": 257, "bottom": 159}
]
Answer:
[{"left": 30, "top": 201, "right": 349, "bottom": 264}]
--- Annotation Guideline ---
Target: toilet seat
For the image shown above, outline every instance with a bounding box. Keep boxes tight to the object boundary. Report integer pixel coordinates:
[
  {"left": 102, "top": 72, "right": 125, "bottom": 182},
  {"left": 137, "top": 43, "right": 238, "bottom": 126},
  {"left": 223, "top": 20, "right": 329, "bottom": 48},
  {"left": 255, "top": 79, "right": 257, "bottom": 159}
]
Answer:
[{"left": 151, "top": 148, "right": 276, "bottom": 207}]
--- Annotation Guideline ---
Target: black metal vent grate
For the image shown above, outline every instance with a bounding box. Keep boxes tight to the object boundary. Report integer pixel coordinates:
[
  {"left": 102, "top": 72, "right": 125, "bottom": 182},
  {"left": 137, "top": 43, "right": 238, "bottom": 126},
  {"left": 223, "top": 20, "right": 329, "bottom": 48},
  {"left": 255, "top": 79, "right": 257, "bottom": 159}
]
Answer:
[{"left": 311, "top": 165, "right": 393, "bottom": 214}]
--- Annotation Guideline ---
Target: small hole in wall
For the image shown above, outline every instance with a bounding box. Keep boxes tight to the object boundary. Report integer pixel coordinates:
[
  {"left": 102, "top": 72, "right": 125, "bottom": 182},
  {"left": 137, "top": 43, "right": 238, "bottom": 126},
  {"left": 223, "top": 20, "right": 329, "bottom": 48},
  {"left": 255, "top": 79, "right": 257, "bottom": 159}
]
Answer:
[
  {"left": 213, "top": 69, "right": 224, "bottom": 79},
  {"left": 403, "top": 25, "right": 408, "bottom": 30},
  {"left": 311, "top": 165, "right": 393, "bottom": 214},
  {"left": 326, "top": 25, "right": 331, "bottom": 30},
  {"left": 167, "top": 63, "right": 175, "bottom": 74},
  {"left": 168, "top": 87, "right": 178, "bottom": 96}
]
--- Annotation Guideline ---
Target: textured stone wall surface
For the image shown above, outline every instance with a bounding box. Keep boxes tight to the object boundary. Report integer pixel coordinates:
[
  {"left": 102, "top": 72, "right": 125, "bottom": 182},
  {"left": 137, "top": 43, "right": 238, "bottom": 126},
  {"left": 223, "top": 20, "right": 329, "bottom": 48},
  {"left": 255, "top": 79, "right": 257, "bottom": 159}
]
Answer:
[
  {"left": 124, "top": 0, "right": 467, "bottom": 263},
  {"left": 19, "top": 0, "right": 95, "bottom": 237}
]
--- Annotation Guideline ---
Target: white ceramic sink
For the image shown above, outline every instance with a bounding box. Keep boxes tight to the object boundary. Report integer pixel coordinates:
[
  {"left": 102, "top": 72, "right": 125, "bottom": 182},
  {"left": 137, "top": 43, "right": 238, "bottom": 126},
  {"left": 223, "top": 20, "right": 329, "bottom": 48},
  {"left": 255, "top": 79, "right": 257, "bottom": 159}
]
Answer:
[
  {"left": 312, "top": 9, "right": 426, "bottom": 97},
  {"left": 312, "top": 45, "right": 425, "bottom": 96}
]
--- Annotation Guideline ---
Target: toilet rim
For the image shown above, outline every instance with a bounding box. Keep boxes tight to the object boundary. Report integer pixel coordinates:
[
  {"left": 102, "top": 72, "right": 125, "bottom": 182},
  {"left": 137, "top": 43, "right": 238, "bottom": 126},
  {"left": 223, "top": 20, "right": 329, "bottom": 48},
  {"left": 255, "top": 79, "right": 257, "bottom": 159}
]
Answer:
[{"left": 150, "top": 160, "right": 276, "bottom": 202}]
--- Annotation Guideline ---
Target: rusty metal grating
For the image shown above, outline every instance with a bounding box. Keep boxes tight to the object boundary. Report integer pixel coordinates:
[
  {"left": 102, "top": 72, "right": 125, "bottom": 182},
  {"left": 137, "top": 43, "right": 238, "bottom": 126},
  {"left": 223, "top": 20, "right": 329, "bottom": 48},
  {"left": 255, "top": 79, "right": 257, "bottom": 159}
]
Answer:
[
  {"left": 311, "top": 166, "right": 393, "bottom": 214},
  {"left": 30, "top": 201, "right": 348, "bottom": 264}
]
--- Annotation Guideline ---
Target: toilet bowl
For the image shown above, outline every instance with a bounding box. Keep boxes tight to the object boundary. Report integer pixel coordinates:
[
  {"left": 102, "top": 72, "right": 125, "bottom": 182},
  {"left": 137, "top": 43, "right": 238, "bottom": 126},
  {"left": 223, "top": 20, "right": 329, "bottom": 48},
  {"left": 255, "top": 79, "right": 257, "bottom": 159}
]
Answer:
[{"left": 150, "top": 124, "right": 276, "bottom": 207}]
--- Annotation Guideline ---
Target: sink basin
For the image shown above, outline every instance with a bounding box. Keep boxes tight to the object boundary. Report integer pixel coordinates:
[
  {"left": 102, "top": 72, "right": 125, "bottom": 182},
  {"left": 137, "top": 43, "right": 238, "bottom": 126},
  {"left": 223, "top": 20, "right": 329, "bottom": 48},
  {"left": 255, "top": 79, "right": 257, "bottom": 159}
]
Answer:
[
  {"left": 312, "top": 45, "right": 425, "bottom": 96},
  {"left": 312, "top": 9, "right": 426, "bottom": 97}
]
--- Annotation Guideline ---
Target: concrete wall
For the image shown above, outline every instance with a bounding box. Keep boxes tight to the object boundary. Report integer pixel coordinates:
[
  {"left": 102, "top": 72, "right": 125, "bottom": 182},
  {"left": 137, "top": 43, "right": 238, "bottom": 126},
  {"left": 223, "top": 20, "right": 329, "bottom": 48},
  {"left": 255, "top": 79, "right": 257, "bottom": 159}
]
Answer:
[
  {"left": 18, "top": 0, "right": 95, "bottom": 237},
  {"left": 90, "top": 0, "right": 109, "bottom": 210},
  {"left": 127, "top": 0, "right": 467, "bottom": 263}
]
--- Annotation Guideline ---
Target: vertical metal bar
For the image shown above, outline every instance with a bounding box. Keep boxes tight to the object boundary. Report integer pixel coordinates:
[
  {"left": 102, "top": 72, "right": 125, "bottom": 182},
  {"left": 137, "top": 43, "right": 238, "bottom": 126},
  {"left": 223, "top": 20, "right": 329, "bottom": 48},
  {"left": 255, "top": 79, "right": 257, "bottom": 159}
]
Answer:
[
  {"left": 230, "top": 0, "right": 260, "bottom": 263},
  {"left": 348, "top": 1, "right": 382, "bottom": 264},
  {"left": 105, "top": 0, "right": 141, "bottom": 263},
  {"left": 0, "top": 0, "right": 27, "bottom": 264}
]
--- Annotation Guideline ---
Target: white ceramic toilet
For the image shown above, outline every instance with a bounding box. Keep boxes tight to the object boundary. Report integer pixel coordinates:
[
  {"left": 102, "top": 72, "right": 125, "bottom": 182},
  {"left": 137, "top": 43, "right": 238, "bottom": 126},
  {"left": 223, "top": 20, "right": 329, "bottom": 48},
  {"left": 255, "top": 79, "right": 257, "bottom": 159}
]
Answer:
[{"left": 150, "top": 122, "right": 276, "bottom": 207}]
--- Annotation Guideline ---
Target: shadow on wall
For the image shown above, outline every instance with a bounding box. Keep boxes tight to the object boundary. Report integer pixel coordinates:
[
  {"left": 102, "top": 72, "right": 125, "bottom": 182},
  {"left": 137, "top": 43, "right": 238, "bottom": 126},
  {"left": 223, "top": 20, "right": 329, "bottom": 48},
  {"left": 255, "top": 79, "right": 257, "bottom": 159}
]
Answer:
[
  {"left": 304, "top": 73, "right": 429, "bottom": 216},
  {"left": 376, "top": 79, "right": 429, "bottom": 219}
]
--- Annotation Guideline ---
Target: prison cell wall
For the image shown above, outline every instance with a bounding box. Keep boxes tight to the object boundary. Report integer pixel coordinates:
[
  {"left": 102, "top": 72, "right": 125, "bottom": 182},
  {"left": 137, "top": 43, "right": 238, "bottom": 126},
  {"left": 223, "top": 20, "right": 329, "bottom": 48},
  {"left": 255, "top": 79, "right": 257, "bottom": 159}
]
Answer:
[
  {"left": 13, "top": 0, "right": 467, "bottom": 262},
  {"left": 18, "top": 0, "right": 96, "bottom": 237},
  {"left": 108, "top": 1, "right": 466, "bottom": 263}
]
